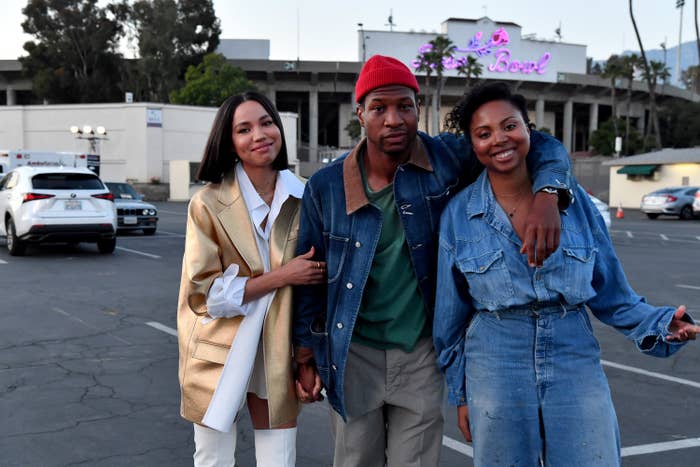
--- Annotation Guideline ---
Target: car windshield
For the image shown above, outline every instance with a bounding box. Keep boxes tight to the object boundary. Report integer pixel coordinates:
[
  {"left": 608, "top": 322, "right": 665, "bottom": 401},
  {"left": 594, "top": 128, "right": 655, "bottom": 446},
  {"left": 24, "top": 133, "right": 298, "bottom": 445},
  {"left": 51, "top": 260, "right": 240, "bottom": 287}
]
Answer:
[
  {"left": 106, "top": 183, "right": 140, "bottom": 199},
  {"left": 32, "top": 173, "right": 104, "bottom": 190}
]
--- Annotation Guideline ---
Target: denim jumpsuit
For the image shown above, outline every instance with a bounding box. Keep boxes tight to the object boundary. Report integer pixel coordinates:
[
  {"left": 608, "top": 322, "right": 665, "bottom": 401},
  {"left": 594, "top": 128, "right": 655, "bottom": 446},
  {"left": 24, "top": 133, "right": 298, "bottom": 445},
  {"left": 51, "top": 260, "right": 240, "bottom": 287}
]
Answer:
[{"left": 434, "top": 173, "right": 690, "bottom": 467}]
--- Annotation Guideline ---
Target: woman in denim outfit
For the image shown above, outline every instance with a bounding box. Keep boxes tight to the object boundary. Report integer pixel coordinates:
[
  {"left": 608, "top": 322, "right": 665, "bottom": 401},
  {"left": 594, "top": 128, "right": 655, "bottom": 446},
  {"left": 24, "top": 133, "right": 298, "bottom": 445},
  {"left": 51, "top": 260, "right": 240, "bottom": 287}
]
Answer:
[{"left": 433, "top": 82, "right": 700, "bottom": 466}]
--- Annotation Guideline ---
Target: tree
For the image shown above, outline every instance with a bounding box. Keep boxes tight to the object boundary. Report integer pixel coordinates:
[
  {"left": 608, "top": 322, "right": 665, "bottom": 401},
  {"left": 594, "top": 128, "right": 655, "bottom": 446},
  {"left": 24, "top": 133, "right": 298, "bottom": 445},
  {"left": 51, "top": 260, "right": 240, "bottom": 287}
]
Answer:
[
  {"left": 455, "top": 55, "right": 483, "bottom": 93},
  {"left": 413, "top": 36, "right": 456, "bottom": 134},
  {"left": 620, "top": 54, "right": 641, "bottom": 155},
  {"left": 20, "top": 0, "right": 128, "bottom": 103},
  {"left": 681, "top": 65, "right": 700, "bottom": 91},
  {"left": 590, "top": 118, "right": 644, "bottom": 156},
  {"left": 601, "top": 55, "right": 624, "bottom": 138},
  {"left": 169, "top": 53, "right": 253, "bottom": 106},
  {"left": 127, "top": 0, "right": 221, "bottom": 102},
  {"left": 696, "top": 0, "right": 700, "bottom": 91},
  {"left": 659, "top": 100, "right": 700, "bottom": 147},
  {"left": 629, "top": 0, "right": 662, "bottom": 150}
]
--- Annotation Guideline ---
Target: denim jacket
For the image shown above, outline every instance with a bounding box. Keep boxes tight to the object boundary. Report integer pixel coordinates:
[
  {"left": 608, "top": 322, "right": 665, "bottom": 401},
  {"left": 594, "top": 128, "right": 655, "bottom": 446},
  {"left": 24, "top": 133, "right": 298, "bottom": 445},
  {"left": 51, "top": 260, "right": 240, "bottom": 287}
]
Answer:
[
  {"left": 294, "top": 130, "right": 571, "bottom": 419},
  {"left": 434, "top": 173, "right": 691, "bottom": 406}
]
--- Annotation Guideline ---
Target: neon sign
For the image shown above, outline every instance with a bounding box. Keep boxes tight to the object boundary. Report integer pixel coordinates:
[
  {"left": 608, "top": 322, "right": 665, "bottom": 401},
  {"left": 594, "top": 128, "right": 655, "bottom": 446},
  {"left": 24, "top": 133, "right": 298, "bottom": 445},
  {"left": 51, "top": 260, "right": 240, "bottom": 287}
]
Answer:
[{"left": 412, "top": 27, "right": 552, "bottom": 76}]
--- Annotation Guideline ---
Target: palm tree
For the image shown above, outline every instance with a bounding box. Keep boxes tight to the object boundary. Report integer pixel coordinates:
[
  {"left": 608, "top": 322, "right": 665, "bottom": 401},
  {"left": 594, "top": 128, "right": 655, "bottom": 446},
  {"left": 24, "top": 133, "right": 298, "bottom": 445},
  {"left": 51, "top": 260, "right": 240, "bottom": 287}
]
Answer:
[
  {"left": 695, "top": 0, "right": 700, "bottom": 93},
  {"left": 413, "top": 46, "right": 436, "bottom": 133},
  {"left": 601, "top": 54, "right": 624, "bottom": 138},
  {"left": 413, "top": 35, "right": 455, "bottom": 133},
  {"left": 455, "top": 55, "right": 483, "bottom": 93},
  {"left": 621, "top": 54, "right": 640, "bottom": 154},
  {"left": 629, "top": 0, "right": 663, "bottom": 149}
]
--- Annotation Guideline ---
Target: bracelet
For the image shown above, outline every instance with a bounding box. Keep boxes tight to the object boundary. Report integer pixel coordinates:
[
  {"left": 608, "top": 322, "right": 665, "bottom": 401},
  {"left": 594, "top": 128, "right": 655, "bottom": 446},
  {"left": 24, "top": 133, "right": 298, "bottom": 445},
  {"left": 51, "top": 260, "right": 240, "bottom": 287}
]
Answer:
[{"left": 538, "top": 187, "right": 559, "bottom": 196}]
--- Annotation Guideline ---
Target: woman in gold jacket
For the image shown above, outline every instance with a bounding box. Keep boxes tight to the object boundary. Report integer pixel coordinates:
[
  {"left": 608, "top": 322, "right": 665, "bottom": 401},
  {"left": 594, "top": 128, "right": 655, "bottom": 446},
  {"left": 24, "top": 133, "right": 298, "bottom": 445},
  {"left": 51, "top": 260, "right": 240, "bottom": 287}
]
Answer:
[{"left": 177, "top": 92, "right": 325, "bottom": 467}]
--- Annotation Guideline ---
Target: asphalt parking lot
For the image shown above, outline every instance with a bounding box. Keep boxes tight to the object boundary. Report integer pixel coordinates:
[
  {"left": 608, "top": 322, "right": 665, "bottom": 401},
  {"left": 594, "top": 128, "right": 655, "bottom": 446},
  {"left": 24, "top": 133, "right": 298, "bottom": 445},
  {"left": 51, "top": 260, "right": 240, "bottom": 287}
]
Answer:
[{"left": 1, "top": 204, "right": 699, "bottom": 466}]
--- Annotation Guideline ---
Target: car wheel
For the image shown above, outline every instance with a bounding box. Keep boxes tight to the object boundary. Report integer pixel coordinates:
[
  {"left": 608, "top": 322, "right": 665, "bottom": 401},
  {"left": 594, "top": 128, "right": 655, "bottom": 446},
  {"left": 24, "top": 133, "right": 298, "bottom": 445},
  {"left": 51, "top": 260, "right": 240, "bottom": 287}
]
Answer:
[
  {"left": 6, "top": 218, "right": 26, "bottom": 256},
  {"left": 646, "top": 213, "right": 660, "bottom": 219},
  {"left": 679, "top": 205, "right": 694, "bottom": 220},
  {"left": 142, "top": 228, "right": 156, "bottom": 236},
  {"left": 97, "top": 238, "right": 116, "bottom": 254}
]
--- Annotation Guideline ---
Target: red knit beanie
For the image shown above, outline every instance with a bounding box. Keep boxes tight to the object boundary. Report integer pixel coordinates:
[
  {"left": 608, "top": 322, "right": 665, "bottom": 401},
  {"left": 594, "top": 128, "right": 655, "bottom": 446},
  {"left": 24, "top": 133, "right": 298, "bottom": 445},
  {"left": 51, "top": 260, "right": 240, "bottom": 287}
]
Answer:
[{"left": 355, "top": 55, "right": 420, "bottom": 103}]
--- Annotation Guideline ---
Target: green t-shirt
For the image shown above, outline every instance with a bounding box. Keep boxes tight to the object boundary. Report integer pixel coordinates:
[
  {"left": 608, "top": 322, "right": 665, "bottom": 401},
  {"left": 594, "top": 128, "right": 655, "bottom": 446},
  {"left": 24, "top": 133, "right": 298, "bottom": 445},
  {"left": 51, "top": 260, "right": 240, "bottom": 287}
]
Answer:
[{"left": 352, "top": 156, "right": 429, "bottom": 352}]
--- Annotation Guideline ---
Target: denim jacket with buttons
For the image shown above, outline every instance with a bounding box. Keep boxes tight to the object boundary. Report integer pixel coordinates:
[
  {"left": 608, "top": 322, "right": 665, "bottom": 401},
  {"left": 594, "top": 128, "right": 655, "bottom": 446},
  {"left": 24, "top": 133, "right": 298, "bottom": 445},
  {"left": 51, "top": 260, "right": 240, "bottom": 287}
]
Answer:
[
  {"left": 434, "top": 172, "right": 691, "bottom": 406},
  {"left": 294, "top": 130, "right": 571, "bottom": 419}
]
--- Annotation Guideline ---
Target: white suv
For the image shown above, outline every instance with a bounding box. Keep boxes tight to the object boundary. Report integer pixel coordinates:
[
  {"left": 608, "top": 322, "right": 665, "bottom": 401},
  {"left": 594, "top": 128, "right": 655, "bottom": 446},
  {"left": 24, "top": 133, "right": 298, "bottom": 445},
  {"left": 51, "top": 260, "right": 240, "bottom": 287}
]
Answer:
[{"left": 0, "top": 166, "right": 117, "bottom": 255}]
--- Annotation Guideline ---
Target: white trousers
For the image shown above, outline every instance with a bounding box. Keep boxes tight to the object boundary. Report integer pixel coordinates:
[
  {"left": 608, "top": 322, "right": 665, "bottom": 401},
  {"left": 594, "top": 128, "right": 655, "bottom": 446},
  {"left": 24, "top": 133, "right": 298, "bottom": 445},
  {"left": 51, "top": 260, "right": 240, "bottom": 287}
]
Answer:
[{"left": 193, "top": 423, "right": 297, "bottom": 467}]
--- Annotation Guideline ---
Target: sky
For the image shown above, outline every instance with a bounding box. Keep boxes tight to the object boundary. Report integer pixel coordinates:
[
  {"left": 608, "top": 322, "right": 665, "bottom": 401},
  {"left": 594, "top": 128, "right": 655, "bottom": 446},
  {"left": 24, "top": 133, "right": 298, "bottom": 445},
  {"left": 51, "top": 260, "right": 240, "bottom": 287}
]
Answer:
[{"left": 0, "top": 0, "right": 697, "bottom": 62}]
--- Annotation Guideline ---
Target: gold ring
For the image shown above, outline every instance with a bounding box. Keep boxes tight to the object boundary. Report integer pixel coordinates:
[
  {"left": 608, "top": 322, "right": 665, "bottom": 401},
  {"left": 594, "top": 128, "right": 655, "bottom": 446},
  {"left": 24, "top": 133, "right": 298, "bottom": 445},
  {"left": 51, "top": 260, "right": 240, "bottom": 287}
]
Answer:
[{"left": 317, "top": 261, "right": 321, "bottom": 269}]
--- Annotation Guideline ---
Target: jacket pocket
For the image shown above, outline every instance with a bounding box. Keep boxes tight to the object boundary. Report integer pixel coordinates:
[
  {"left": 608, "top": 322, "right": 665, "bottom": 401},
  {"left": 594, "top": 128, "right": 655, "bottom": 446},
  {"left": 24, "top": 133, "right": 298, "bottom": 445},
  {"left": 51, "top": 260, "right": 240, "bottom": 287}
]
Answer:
[
  {"left": 549, "top": 247, "right": 597, "bottom": 303},
  {"left": 323, "top": 233, "right": 349, "bottom": 284},
  {"left": 192, "top": 340, "right": 229, "bottom": 365},
  {"left": 457, "top": 249, "right": 514, "bottom": 309}
]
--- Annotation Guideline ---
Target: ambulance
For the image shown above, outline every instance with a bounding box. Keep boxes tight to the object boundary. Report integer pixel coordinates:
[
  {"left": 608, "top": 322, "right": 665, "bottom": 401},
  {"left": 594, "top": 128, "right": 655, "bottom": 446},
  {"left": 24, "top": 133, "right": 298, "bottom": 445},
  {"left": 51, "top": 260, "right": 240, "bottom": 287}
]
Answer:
[{"left": 0, "top": 150, "right": 98, "bottom": 175}]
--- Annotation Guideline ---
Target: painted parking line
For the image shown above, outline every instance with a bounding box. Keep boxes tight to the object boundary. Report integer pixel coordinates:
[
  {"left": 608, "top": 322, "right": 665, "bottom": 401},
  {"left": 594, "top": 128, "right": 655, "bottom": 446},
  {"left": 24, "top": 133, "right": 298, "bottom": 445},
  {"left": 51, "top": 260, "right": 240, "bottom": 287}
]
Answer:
[
  {"left": 660, "top": 234, "right": 669, "bottom": 241},
  {"left": 601, "top": 359, "right": 700, "bottom": 390},
  {"left": 677, "top": 284, "right": 700, "bottom": 291},
  {"left": 442, "top": 435, "right": 473, "bottom": 457},
  {"left": 146, "top": 321, "right": 177, "bottom": 337},
  {"left": 52, "top": 307, "right": 131, "bottom": 345},
  {"left": 697, "top": 236, "right": 700, "bottom": 241},
  {"left": 115, "top": 246, "right": 161, "bottom": 259},
  {"left": 626, "top": 231, "right": 634, "bottom": 238},
  {"left": 156, "top": 230, "right": 186, "bottom": 238},
  {"left": 621, "top": 438, "right": 700, "bottom": 457},
  {"left": 0, "top": 259, "right": 7, "bottom": 264}
]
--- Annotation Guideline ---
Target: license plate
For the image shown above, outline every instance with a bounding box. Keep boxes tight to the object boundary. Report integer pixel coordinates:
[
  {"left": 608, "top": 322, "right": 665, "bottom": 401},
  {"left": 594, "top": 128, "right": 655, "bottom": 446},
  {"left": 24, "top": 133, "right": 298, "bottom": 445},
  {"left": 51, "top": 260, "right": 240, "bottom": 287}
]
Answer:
[
  {"left": 65, "top": 200, "right": 82, "bottom": 210},
  {"left": 124, "top": 216, "right": 138, "bottom": 225}
]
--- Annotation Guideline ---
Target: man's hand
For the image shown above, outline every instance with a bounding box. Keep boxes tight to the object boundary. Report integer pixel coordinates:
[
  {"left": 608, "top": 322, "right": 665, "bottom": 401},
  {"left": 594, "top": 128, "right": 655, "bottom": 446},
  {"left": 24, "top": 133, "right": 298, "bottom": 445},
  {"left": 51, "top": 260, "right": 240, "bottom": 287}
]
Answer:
[
  {"left": 520, "top": 191, "right": 561, "bottom": 267},
  {"left": 295, "top": 362, "right": 323, "bottom": 403},
  {"left": 457, "top": 405, "right": 472, "bottom": 442}
]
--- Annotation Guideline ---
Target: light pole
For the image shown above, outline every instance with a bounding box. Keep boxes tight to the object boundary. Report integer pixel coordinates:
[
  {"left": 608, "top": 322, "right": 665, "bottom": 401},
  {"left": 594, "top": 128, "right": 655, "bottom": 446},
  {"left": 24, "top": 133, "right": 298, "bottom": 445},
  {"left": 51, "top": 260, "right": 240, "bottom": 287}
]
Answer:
[
  {"left": 358, "top": 23, "right": 367, "bottom": 63},
  {"left": 676, "top": 0, "right": 685, "bottom": 85},
  {"left": 70, "top": 125, "right": 107, "bottom": 175}
]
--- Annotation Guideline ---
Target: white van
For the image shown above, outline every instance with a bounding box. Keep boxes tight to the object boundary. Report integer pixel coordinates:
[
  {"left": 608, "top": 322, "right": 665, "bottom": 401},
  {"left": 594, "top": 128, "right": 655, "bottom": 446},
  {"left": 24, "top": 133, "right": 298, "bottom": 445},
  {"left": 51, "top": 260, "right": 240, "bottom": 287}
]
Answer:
[{"left": 0, "top": 150, "right": 91, "bottom": 175}]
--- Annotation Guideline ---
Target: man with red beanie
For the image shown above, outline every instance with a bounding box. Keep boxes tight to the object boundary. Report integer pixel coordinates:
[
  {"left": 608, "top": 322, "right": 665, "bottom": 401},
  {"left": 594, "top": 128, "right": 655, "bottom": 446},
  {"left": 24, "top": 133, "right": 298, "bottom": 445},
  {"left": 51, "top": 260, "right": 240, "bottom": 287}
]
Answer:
[{"left": 293, "top": 54, "right": 571, "bottom": 466}]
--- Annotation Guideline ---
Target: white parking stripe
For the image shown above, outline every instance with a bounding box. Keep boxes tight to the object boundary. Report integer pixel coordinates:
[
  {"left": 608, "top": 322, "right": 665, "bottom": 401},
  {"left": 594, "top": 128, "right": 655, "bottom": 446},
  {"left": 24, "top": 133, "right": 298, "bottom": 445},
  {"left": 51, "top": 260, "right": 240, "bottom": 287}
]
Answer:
[
  {"left": 52, "top": 307, "right": 131, "bottom": 345},
  {"left": 146, "top": 321, "right": 177, "bottom": 337},
  {"left": 626, "top": 231, "right": 634, "bottom": 238},
  {"left": 677, "top": 284, "right": 700, "bottom": 291},
  {"left": 115, "top": 246, "right": 161, "bottom": 259},
  {"left": 621, "top": 438, "right": 700, "bottom": 457},
  {"left": 660, "top": 234, "right": 669, "bottom": 241},
  {"left": 442, "top": 436, "right": 473, "bottom": 457},
  {"left": 0, "top": 259, "right": 7, "bottom": 264},
  {"left": 697, "top": 236, "right": 700, "bottom": 241},
  {"left": 601, "top": 359, "right": 700, "bottom": 389},
  {"left": 156, "top": 230, "right": 186, "bottom": 238}
]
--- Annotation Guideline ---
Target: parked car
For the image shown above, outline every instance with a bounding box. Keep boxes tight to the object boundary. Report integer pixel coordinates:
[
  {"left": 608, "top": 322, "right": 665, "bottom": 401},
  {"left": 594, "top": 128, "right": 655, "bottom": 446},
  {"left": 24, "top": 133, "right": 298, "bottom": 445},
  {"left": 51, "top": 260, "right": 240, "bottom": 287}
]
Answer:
[
  {"left": 640, "top": 186, "right": 699, "bottom": 220},
  {"left": 588, "top": 193, "right": 611, "bottom": 230},
  {"left": 0, "top": 166, "right": 117, "bottom": 255},
  {"left": 106, "top": 182, "right": 158, "bottom": 235},
  {"left": 693, "top": 189, "right": 700, "bottom": 218}
]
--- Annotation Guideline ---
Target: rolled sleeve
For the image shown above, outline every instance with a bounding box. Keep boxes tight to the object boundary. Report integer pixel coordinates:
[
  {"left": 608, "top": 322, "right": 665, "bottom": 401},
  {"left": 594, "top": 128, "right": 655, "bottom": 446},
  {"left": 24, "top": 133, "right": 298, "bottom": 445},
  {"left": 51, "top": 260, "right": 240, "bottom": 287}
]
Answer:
[{"left": 205, "top": 263, "right": 250, "bottom": 320}]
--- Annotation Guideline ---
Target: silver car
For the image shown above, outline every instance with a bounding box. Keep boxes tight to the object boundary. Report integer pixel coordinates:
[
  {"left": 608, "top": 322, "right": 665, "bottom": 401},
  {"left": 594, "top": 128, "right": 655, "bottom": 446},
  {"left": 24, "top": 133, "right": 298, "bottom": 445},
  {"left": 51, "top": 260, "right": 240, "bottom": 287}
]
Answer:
[
  {"left": 640, "top": 186, "right": 699, "bottom": 220},
  {"left": 693, "top": 189, "right": 700, "bottom": 217},
  {"left": 106, "top": 182, "right": 158, "bottom": 235}
]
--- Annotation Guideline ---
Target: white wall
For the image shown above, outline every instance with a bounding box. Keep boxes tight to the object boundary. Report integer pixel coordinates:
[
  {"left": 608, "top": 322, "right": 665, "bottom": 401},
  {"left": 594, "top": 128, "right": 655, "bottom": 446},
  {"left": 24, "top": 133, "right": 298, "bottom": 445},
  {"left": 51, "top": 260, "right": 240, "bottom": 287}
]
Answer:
[
  {"left": 608, "top": 163, "right": 700, "bottom": 208},
  {"left": 0, "top": 104, "right": 298, "bottom": 185}
]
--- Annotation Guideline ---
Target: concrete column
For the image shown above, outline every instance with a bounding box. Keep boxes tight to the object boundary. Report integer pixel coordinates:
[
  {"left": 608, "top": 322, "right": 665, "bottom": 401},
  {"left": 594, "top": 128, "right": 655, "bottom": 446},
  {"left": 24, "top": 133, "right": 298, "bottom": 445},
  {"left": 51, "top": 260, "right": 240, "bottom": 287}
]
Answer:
[
  {"left": 6, "top": 86, "right": 16, "bottom": 106},
  {"left": 563, "top": 99, "right": 573, "bottom": 153},
  {"left": 266, "top": 72, "right": 276, "bottom": 104},
  {"left": 589, "top": 102, "right": 599, "bottom": 138},
  {"left": 535, "top": 98, "right": 545, "bottom": 130},
  {"left": 309, "top": 88, "right": 319, "bottom": 162},
  {"left": 637, "top": 111, "right": 646, "bottom": 135}
]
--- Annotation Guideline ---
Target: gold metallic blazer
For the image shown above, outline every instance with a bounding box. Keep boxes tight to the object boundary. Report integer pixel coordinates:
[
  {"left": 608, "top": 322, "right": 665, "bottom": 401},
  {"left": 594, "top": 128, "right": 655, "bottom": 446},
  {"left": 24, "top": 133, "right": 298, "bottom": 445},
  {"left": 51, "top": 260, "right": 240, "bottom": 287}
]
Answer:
[{"left": 177, "top": 170, "right": 301, "bottom": 428}]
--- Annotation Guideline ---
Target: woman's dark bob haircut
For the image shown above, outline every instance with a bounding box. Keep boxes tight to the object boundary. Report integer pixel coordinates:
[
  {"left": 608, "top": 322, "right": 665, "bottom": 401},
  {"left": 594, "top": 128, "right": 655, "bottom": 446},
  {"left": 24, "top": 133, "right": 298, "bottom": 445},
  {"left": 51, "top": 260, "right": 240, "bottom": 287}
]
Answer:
[
  {"left": 445, "top": 82, "right": 531, "bottom": 137},
  {"left": 196, "top": 91, "right": 289, "bottom": 182}
]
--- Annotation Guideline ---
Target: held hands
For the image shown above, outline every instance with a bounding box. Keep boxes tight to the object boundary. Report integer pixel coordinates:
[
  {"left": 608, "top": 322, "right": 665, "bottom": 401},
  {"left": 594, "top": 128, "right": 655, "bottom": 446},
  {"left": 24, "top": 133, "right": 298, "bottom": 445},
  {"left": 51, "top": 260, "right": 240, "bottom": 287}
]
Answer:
[
  {"left": 295, "top": 362, "right": 324, "bottom": 403},
  {"left": 667, "top": 305, "right": 700, "bottom": 341},
  {"left": 520, "top": 191, "right": 561, "bottom": 267},
  {"left": 457, "top": 405, "right": 472, "bottom": 442},
  {"left": 278, "top": 246, "right": 326, "bottom": 286}
]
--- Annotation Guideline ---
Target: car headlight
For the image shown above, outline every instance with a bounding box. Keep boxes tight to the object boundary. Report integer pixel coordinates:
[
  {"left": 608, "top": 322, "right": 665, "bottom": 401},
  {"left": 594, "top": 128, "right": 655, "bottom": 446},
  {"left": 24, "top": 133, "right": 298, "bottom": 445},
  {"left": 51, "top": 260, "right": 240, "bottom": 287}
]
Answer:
[
  {"left": 142, "top": 209, "right": 149, "bottom": 215},
  {"left": 149, "top": 209, "right": 156, "bottom": 216}
]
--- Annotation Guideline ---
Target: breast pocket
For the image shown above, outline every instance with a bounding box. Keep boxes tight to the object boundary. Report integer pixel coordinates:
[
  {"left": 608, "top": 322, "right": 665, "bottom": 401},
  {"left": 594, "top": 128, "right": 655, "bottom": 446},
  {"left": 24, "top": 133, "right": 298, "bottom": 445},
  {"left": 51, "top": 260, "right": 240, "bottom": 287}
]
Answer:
[
  {"left": 323, "top": 233, "right": 349, "bottom": 284},
  {"left": 457, "top": 249, "right": 515, "bottom": 309},
  {"left": 544, "top": 247, "right": 597, "bottom": 303},
  {"left": 425, "top": 180, "right": 459, "bottom": 226}
]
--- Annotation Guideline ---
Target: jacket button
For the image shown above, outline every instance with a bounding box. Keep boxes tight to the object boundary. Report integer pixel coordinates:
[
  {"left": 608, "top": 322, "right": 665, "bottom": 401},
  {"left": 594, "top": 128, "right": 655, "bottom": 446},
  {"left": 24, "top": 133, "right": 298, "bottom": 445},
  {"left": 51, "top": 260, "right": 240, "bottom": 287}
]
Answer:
[
  {"left": 346, "top": 282, "right": 353, "bottom": 289},
  {"left": 331, "top": 364, "right": 337, "bottom": 371},
  {"left": 336, "top": 322, "right": 343, "bottom": 329},
  {"left": 355, "top": 241, "right": 361, "bottom": 248}
]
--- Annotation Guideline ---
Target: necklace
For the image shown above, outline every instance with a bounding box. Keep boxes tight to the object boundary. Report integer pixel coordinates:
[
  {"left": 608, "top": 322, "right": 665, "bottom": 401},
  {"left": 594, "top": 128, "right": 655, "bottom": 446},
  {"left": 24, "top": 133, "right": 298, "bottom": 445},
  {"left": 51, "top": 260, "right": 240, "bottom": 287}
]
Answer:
[{"left": 496, "top": 187, "right": 526, "bottom": 218}]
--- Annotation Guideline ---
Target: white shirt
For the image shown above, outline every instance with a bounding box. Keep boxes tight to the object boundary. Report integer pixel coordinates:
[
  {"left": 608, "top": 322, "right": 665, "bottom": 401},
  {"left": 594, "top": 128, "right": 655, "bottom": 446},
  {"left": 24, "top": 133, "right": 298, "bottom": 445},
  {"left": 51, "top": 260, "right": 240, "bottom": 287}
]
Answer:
[{"left": 205, "top": 164, "right": 304, "bottom": 319}]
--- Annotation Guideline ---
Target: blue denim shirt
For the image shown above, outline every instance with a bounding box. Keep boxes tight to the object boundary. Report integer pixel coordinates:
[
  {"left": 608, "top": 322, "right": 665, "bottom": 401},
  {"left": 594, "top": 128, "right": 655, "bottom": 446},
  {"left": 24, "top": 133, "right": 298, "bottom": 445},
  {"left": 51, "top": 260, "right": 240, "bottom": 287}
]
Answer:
[
  {"left": 434, "top": 172, "right": 690, "bottom": 406},
  {"left": 294, "top": 130, "right": 571, "bottom": 419}
]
